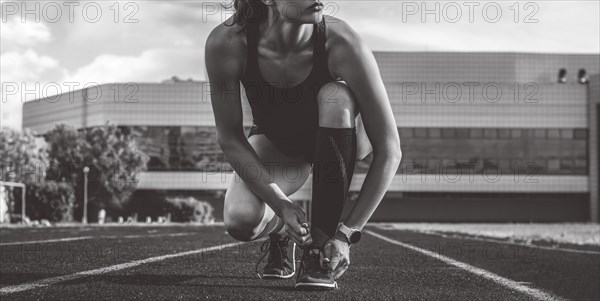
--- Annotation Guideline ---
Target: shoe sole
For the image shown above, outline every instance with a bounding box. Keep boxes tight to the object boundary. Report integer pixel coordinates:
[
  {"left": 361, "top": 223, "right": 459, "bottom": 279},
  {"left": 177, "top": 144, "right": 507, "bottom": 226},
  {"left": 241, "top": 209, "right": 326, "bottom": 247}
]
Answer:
[
  {"left": 262, "top": 272, "right": 296, "bottom": 279},
  {"left": 294, "top": 282, "right": 338, "bottom": 290}
]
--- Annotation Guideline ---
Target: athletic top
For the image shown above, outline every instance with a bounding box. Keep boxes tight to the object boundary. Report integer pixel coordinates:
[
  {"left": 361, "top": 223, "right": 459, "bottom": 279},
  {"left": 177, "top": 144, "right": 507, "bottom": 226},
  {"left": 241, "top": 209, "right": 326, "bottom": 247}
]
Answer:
[{"left": 241, "top": 17, "right": 337, "bottom": 162}]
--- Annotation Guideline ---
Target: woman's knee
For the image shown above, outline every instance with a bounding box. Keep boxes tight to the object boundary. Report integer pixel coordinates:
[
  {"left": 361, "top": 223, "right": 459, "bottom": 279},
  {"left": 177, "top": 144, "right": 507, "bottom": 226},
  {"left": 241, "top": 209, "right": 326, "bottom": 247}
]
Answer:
[
  {"left": 317, "top": 81, "right": 358, "bottom": 127},
  {"left": 223, "top": 186, "right": 264, "bottom": 241}
]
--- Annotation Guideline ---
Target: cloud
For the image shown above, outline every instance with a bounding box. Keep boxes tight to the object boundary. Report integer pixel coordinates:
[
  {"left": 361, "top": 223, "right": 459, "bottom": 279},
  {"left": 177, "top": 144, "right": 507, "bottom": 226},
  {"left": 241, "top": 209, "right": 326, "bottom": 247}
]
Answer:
[
  {"left": 2, "top": 0, "right": 598, "bottom": 132},
  {"left": 337, "top": 1, "right": 599, "bottom": 53},
  {"left": 1, "top": 49, "right": 67, "bottom": 83},
  {"left": 65, "top": 47, "right": 206, "bottom": 85},
  {"left": 0, "top": 49, "right": 68, "bottom": 131},
  {"left": 0, "top": 18, "right": 52, "bottom": 53}
]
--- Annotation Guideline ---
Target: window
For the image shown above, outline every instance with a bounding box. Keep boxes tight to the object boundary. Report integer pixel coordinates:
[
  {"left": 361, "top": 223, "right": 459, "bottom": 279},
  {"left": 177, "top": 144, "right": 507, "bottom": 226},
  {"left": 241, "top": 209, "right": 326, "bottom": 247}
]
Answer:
[
  {"left": 574, "top": 159, "right": 586, "bottom": 169},
  {"left": 429, "top": 128, "right": 441, "bottom": 138},
  {"left": 482, "top": 159, "right": 500, "bottom": 174},
  {"left": 442, "top": 128, "right": 456, "bottom": 138},
  {"left": 413, "top": 159, "right": 427, "bottom": 171},
  {"left": 427, "top": 158, "right": 441, "bottom": 171},
  {"left": 414, "top": 128, "right": 427, "bottom": 138},
  {"left": 442, "top": 158, "right": 455, "bottom": 168},
  {"left": 484, "top": 129, "right": 497, "bottom": 138},
  {"left": 498, "top": 159, "right": 511, "bottom": 173},
  {"left": 399, "top": 128, "right": 413, "bottom": 138},
  {"left": 560, "top": 129, "right": 573, "bottom": 139},
  {"left": 498, "top": 129, "right": 510, "bottom": 139},
  {"left": 547, "top": 158, "right": 560, "bottom": 172},
  {"left": 547, "top": 129, "right": 560, "bottom": 139},
  {"left": 560, "top": 159, "right": 574, "bottom": 172},
  {"left": 456, "top": 129, "right": 469, "bottom": 139},
  {"left": 534, "top": 129, "right": 546, "bottom": 139},
  {"left": 471, "top": 128, "right": 483, "bottom": 138},
  {"left": 574, "top": 129, "right": 587, "bottom": 140},
  {"left": 443, "top": 160, "right": 462, "bottom": 174},
  {"left": 532, "top": 158, "right": 546, "bottom": 173},
  {"left": 385, "top": 125, "right": 586, "bottom": 176},
  {"left": 455, "top": 158, "right": 472, "bottom": 170}
]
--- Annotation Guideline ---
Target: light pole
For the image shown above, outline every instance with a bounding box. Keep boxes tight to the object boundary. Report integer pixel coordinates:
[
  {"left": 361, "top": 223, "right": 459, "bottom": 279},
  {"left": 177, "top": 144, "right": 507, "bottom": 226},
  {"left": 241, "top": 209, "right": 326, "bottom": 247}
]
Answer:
[{"left": 83, "top": 166, "right": 89, "bottom": 224}]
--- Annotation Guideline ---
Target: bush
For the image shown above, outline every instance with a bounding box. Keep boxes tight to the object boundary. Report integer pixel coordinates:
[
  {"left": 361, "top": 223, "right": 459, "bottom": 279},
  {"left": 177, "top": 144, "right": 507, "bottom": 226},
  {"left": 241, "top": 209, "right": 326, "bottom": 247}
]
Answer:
[
  {"left": 20, "top": 181, "right": 75, "bottom": 222},
  {"left": 166, "top": 196, "right": 215, "bottom": 224},
  {"left": 124, "top": 189, "right": 169, "bottom": 220}
]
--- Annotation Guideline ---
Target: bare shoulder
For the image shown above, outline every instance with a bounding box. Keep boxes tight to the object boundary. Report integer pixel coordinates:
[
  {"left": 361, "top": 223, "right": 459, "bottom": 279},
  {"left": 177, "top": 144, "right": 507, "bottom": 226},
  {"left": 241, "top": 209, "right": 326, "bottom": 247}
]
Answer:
[
  {"left": 205, "top": 17, "right": 247, "bottom": 78},
  {"left": 323, "top": 15, "right": 361, "bottom": 45},
  {"left": 323, "top": 15, "right": 371, "bottom": 78}
]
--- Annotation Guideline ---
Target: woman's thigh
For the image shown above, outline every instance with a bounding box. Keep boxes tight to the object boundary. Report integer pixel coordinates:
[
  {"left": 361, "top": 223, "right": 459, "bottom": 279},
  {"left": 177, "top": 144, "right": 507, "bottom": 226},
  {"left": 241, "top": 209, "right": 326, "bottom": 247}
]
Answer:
[{"left": 223, "top": 133, "right": 312, "bottom": 224}]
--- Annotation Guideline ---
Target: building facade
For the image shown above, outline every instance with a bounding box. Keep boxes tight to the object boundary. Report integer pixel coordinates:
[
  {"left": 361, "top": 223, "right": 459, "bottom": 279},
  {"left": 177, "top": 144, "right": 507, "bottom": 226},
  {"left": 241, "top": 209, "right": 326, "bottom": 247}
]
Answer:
[{"left": 22, "top": 52, "right": 600, "bottom": 222}]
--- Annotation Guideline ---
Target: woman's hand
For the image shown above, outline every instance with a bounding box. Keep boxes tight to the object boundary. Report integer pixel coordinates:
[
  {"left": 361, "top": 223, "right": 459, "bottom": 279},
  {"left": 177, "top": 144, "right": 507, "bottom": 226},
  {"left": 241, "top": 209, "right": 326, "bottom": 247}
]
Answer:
[
  {"left": 324, "top": 234, "right": 351, "bottom": 279},
  {"left": 279, "top": 201, "right": 313, "bottom": 246}
]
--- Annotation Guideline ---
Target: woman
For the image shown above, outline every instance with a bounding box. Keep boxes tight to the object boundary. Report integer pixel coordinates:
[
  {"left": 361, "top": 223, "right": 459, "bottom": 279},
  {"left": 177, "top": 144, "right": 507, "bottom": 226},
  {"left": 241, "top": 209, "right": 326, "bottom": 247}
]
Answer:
[{"left": 205, "top": 0, "right": 401, "bottom": 290}]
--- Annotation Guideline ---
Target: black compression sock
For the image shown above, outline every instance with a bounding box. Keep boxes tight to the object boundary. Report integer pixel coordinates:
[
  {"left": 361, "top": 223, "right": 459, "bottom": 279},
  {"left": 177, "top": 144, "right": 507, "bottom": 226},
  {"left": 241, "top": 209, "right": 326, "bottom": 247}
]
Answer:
[{"left": 310, "top": 126, "right": 357, "bottom": 247}]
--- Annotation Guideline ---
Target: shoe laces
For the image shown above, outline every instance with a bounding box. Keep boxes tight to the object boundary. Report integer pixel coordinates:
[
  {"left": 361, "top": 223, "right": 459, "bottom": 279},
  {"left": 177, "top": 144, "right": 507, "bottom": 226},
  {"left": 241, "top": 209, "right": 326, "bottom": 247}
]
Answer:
[
  {"left": 299, "top": 245, "right": 324, "bottom": 274},
  {"left": 255, "top": 235, "right": 291, "bottom": 278}
]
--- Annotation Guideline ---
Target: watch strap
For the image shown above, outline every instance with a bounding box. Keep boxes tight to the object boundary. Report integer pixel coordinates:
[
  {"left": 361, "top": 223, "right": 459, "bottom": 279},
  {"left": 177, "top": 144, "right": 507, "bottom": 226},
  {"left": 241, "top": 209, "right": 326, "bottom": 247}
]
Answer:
[{"left": 338, "top": 223, "right": 358, "bottom": 243}]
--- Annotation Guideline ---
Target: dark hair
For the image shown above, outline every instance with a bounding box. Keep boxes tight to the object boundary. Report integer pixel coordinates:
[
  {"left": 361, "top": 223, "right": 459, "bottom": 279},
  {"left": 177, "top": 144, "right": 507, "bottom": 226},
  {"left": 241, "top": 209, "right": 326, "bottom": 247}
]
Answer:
[{"left": 223, "top": 0, "right": 268, "bottom": 33}]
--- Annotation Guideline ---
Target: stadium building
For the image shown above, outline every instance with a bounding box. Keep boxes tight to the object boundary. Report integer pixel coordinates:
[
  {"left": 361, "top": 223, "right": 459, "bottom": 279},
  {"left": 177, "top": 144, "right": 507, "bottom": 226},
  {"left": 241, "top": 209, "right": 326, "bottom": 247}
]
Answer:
[{"left": 22, "top": 52, "right": 600, "bottom": 222}]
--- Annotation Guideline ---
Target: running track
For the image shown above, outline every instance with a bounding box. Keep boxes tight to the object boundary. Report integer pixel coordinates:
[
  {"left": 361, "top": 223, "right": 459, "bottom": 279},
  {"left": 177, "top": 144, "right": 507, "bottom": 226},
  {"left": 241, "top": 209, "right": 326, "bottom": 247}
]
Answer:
[{"left": 0, "top": 225, "right": 598, "bottom": 300}]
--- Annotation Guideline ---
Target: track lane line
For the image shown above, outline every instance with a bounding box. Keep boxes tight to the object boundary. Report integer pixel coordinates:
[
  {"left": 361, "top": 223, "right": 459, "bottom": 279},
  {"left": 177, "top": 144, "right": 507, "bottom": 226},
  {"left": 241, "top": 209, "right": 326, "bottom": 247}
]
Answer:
[
  {"left": 420, "top": 230, "right": 600, "bottom": 255},
  {"left": 0, "top": 233, "right": 196, "bottom": 246},
  {"left": 365, "top": 229, "right": 567, "bottom": 301},
  {"left": 101, "top": 232, "right": 196, "bottom": 239},
  {"left": 0, "top": 236, "right": 94, "bottom": 246},
  {"left": 373, "top": 225, "right": 600, "bottom": 255},
  {"left": 0, "top": 241, "right": 246, "bottom": 295}
]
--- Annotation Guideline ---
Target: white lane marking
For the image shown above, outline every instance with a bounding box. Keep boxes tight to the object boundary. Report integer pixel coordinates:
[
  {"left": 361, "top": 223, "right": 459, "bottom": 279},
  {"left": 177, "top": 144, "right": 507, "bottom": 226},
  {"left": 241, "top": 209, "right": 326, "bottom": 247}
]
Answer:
[
  {"left": 429, "top": 231, "right": 600, "bottom": 255},
  {"left": 374, "top": 225, "right": 600, "bottom": 255},
  {"left": 0, "top": 233, "right": 196, "bottom": 246},
  {"left": 102, "top": 233, "right": 196, "bottom": 239},
  {"left": 365, "top": 230, "right": 567, "bottom": 301},
  {"left": 0, "top": 236, "right": 94, "bottom": 246},
  {"left": 0, "top": 241, "right": 245, "bottom": 295}
]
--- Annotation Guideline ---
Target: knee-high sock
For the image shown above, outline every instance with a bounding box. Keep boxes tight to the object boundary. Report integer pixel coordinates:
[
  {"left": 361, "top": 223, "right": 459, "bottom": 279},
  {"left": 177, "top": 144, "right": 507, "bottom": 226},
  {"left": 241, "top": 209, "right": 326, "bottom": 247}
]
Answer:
[
  {"left": 255, "top": 201, "right": 287, "bottom": 240},
  {"left": 310, "top": 126, "right": 357, "bottom": 247}
]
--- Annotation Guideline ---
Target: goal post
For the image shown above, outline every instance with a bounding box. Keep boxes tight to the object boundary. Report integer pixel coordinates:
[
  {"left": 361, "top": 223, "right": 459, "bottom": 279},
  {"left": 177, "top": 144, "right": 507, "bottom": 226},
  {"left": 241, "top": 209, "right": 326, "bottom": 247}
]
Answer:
[{"left": 0, "top": 181, "right": 26, "bottom": 224}]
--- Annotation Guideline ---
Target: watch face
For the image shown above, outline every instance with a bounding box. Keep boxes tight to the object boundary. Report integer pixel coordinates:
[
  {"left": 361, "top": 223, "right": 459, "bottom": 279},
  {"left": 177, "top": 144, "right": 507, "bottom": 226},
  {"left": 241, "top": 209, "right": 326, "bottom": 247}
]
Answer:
[{"left": 349, "top": 231, "right": 361, "bottom": 244}]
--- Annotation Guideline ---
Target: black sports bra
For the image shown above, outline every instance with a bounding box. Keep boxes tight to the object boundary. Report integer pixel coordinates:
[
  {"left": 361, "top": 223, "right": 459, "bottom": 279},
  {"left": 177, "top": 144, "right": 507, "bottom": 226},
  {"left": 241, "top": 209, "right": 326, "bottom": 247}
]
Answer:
[{"left": 240, "top": 17, "right": 336, "bottom": 137}]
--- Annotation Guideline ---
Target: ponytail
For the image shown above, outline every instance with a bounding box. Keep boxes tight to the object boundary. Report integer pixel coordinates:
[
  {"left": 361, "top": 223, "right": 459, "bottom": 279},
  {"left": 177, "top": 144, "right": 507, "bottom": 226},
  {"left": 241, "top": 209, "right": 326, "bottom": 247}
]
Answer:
[{"left": 224, "top": 0, "right": 268, "bottom": 32}]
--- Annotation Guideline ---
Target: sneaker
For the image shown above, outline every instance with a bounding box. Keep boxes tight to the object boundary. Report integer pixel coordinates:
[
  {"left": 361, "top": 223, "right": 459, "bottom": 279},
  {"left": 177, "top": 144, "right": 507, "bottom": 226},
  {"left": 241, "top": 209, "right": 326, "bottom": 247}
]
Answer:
[
  {"left": 255, "top": 234, "right": 296, "bottom": 279},
  {"left": 295, "top": 245, "right": 338, "bottom": 290}
]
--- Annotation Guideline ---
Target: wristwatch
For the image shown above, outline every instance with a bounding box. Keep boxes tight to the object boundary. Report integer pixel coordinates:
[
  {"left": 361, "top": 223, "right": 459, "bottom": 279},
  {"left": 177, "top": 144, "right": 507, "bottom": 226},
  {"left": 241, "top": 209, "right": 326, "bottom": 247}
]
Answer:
[{"left": 337, "top": 223, "right": 362, "bottom": 244}]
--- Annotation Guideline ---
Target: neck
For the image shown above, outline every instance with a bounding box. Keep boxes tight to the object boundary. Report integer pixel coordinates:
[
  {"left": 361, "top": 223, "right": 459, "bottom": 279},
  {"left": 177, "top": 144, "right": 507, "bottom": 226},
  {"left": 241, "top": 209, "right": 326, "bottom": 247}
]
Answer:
[{"left": 259, "top": 12, "right": 314, "bottom": 54}]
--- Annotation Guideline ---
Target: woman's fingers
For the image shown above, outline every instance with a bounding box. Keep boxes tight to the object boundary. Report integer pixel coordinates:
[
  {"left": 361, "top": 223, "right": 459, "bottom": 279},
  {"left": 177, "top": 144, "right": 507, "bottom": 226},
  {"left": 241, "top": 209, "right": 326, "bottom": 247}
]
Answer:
[
  {"left": 332, "top": 259, "right": 349, "bottom": 279},
  {"left": 287, "top": 218, "right": 302, "bottom": 234},
  {"left": 286, "top": 218, "right": 309, "bottom": 238},
  {"left": 285, "top": 226, "right": 313, "bottom": 246},
  {"left": 299, "top": 222, "right": 309, "bottom": 236},
  {"left": 323, "top": 242, "right": 333, "bottom": 266},
  {"left": 290, "top": 212, "right": 310, "bottom": 237},
  {"left": 281, "top": 207, "right": 311, "bottom": 245}
]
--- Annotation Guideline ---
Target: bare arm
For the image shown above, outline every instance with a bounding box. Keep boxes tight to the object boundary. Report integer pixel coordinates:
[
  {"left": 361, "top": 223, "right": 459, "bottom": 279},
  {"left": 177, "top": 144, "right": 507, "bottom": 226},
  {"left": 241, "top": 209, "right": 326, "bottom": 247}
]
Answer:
[
  {"left": 205, "top": 27, "right": 292, "bottom": 218},
  {"left": 329, "top": 21, "right": 402, "bottom": 231}
]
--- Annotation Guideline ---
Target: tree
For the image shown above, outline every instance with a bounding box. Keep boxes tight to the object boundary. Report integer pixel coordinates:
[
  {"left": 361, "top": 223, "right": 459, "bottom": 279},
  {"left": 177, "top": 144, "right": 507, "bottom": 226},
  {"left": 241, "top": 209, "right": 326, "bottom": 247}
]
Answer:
[
  {"left": 1, "top": 127, "right": 48, "bottom": 184},
  {"left": 1, "top": 128, "right": 62, "bottom": 222},
  {"left": 45, "top": 122, "right": 149, "bottom": 220}
]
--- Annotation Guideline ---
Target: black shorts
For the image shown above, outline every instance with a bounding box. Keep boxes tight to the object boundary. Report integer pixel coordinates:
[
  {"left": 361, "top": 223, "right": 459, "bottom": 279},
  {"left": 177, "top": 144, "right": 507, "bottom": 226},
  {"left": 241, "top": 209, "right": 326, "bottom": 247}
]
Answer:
[{"left": 247, "top": 124, "right": 317, "bottom": 165}]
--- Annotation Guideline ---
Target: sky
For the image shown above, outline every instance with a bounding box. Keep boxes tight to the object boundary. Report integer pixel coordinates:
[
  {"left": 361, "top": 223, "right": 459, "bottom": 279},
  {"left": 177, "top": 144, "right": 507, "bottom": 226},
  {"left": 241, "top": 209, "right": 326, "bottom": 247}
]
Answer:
[{"left": 1, "top": 0, "right": 599, "bottom": 131}]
